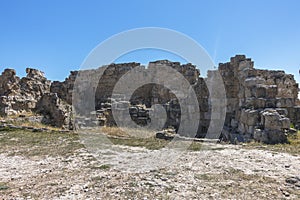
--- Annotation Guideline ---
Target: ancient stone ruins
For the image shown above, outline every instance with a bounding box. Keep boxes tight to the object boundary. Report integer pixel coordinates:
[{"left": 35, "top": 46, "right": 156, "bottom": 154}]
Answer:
[{"left": 0, "top": 55, "right": 299, "bottom": 144}]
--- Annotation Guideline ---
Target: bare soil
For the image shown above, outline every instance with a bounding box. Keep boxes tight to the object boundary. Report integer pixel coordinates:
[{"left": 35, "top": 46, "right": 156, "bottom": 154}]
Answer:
[{"left": 0, "top": 129, "right": 300, "bottom": 199}]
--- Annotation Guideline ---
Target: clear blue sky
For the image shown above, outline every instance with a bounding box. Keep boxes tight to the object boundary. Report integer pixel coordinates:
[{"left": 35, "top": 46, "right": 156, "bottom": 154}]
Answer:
[{"left": 0, "top": 0, "right": 300, "bottom": 83}]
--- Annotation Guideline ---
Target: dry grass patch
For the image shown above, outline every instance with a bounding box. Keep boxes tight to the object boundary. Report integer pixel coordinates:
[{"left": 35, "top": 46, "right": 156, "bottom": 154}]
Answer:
[
  {"left": 0, "top": 112, "right": 62, "bottom": 131},
  {"left": 108, "top": 136, "right": 170, "bottom": 150},
  {"left": 101, "top": 126, "right": 156, "bottom": 138},
  {"left": 98, "top": 126, "right": 170, "bottom": 150},
  {"left": 245, "top": 130, "right": 300, "bottom": 155},
  {"left": 100, "top": 126, "right": 129, "bottom": 137},
  {"left": 0, "top": 128, "right": 83, "bottom": 157},
  {"left": 0, "top": 182, "right": 9, "bottom": 191},
  {"left": 6, "top": 119, "right": 61, "bottom": 131},
  {"left": 100, "top": 127, "right": 226, "bottom": 151}
]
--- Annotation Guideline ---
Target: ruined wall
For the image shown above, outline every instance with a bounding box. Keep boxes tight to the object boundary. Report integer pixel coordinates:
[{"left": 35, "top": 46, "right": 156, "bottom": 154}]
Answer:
[
  {"left": 0, "top": 68, "right": 51, "bottom": 115},
  {"left": 96, "top": 62, "right": 141, "bottom": 108},
  {"left": 0, "top": 69, "right": 21, "bottom": 115},
  {"left": 50, "top": 71, "right": 78, "bottom": 105},
  {"left": 38, "top": 56, "right": 300, "bottom": 142},
  {"left": 0, "top": 68, "right": 71, "bottom": 129},
  {"left": 0, "top": 55, "right": 299, "bottom": 142},
  {"left": 50, "top": 60, "right": 209, "bottom": 136},
  {"left": 219, "top": 55, "right": 299, "bottom": 143},
  {"left": 35, "top": 93, "right": 72, "bottom": 129}
]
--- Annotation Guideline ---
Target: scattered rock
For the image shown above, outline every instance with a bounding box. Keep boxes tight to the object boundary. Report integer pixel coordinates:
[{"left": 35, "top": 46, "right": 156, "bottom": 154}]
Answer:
[
  {"left": 286, "top": 176, "right": 300, "bottom": 184},
  {"left": 156, "top": 132, "right": 174, "bottom": 140}
]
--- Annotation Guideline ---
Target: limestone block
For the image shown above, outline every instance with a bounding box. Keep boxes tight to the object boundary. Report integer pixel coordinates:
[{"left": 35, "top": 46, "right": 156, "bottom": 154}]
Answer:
[
  {"left": 265, "top": 99, "right": 277, "bottom": 108},
  {"left": 245, "top": 98, "right": 266, "bottom": 109},
  {"left": 276, "top": 98, "right": 294, "bottom": 108},
  {"left": 275, "top": 108, "right": 288, "bottom": 116},
  {"left": 238, "top": 60, "right": 252, "bottom": 71},
  {"left": 263, "top": 129, "right": 287, "bottom": 144},
  {"left": 266, "top": 85, "right": 278, "bottom": 99},
  {"left": 244, "top": 77, "right": 266, "bottom": 87},
  {"left": 254, "top": 85, "right": 267, "bottom": 98},
  {"left": 261, "top": 109, "right": 290, "bottom": 130},
  {"left": 280, "top": 117, "right": 291, "bottom": 129},
  {"left": 240, "top": 109, "right": 259, "bottom": 126},
  {"left": 254, "top": 128, "right": 287, "bottom": 144}
]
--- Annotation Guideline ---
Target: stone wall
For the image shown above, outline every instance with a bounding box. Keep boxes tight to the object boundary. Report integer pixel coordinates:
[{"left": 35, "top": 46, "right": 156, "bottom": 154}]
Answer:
[
  {"left": 218, "top": 55, "right": 299, "bottom": 143},
  {"left": 35, "top": 93, "right": 72, "bottom": 129},
  {"left": 50, "top": 71, "right": 78, "bottom": 105},
  {"left": 67, "top": 60, "right": 210, "bottom": 137},
  {"left": 0, "top": 69, "right": 21, "bottom": 115},
  {"left": 0, "top": 68, "right": 71, "bottom": 129},
  {"left": 0, "top": 68, "right": 51, "bottom": 116},
  {"left": 0, "top": 55, "right": 299, "bottom": 143}
]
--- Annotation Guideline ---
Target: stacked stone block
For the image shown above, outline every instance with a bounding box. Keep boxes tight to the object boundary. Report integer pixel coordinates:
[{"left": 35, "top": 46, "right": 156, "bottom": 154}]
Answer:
[{"left": 1, "top": 55, "right": 299, "bottom": 143}]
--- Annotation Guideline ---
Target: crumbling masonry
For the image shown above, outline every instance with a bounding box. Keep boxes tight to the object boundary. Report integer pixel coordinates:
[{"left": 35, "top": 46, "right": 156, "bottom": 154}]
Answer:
[{"left": 0, "top": 55, "right": 299, "bottom": 143}]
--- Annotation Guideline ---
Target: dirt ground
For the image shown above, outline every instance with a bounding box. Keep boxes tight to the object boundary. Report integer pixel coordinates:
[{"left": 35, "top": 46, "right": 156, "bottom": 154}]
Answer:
[{"left": 0, "top": 130, "right": 300, "bottom": 199}]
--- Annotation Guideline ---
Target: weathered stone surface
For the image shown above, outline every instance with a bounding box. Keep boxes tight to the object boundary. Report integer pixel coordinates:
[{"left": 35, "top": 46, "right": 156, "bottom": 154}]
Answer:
[
  {"left": 253, "top": 129, "right": 265, "bottom": 142},
  {"left": 0, "top": 69, "right": 20, "bottom": 96},
  {"left": 291, "top": 106, "right": 300, "bottom": 129},
  {"left": 249, "top": 109, "right": 290, "bottom": 143},
  {"left": 0, "top": 68, "right": 50, "bottom": 116},
  {"left": 0, "top": 55, "right": 299, "bottom": 143},
  {"left": 244, "top": 77, "right": 266, "bottom": 88},
  {"left": 35, "top": 93, "right": 72, "bottom": 129},
  {"left": 266, "top": 85, "right": 278, "bottom": 99},
  {"left": 254, "top": 128, "right": 287, "bottom": 144},
  {"left": 218, "top": 55, "right": 299, "bottom": 143},
  {"left": 0, "top": 68, "right": 72, "bottom": 129},
  {"left": 275, "top": 108, "right": 288, "bottom": 116},
  {"left": 64, "top": 60, "right": 209, "bottom": 137},
  {"left": 50, "top": 71, "right": 78, "bottom": 105},
  {"left": 276, "top": 98, "right": 295, "bottom": 108},
  {"left": 261, "top": 109, "right": 290, "bottom": 130},
  {"left": 19, "top": 68, "right": 51, "bottom": 104},
  {"left": 240, "top": 109, "right": 259, "bottom": 126}
]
